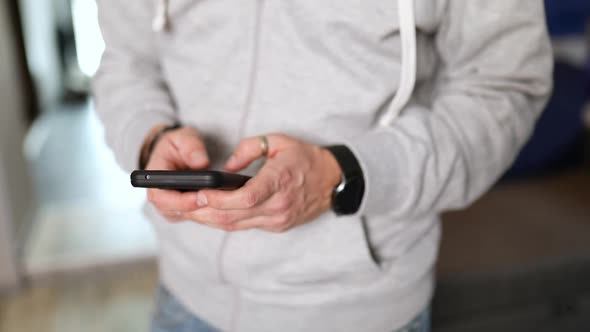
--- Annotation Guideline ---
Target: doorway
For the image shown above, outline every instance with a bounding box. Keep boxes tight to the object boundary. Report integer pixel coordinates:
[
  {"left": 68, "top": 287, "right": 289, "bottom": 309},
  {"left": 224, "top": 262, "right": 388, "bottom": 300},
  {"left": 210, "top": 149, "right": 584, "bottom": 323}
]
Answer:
[{"left": 17, "top": 0, "right": 157, "bottom": 282}]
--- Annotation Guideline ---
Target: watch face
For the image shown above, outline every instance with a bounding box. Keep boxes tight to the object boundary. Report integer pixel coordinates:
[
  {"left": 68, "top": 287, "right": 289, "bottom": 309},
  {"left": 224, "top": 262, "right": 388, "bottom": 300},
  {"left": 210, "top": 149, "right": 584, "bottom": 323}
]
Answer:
[
  {"left": 334, "top": 178, "right": 346, "bottom": 194},
  {"left": 332, "top": 176, "right": 364, "bottom": 216},
  {"left": 325, "top": 145, "right": 365, "bottom": 216}
]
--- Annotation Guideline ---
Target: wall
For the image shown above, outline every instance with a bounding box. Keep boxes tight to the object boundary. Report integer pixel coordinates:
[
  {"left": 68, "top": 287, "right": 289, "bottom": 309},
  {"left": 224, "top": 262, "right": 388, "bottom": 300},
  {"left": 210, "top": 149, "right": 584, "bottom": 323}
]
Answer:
[
  {"left": 0, "top": 155, "right": 20, "bottom": 291},
  {"left": 0, "top": 0, "right": 34, "bottom": 291},
  {"left": 19, "top": 0, "right": 62, "bottom": 109}
]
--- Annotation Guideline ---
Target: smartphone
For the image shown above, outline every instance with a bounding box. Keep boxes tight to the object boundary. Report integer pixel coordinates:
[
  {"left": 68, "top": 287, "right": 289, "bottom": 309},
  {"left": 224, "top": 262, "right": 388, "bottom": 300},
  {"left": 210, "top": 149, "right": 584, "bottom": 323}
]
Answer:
[{"left": 131, "top": 170, "right": 251, "bottom": 191}]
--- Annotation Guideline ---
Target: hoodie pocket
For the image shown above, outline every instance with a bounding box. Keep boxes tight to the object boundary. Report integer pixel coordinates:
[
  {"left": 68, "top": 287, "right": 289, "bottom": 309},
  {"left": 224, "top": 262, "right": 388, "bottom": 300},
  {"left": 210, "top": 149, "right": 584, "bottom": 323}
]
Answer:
[
  {"left": 278, "top": 215, "right": 382, "bottom": 286},
  {"left": 224, "top": 213, "right": 383, "bottom": 290}
]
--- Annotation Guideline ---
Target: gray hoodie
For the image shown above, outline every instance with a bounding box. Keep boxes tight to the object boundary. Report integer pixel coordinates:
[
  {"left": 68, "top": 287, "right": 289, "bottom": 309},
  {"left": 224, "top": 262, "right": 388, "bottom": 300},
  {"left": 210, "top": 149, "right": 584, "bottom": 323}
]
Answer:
[{"left": 93, "top": 0, "right": 553, "bottom": 331}]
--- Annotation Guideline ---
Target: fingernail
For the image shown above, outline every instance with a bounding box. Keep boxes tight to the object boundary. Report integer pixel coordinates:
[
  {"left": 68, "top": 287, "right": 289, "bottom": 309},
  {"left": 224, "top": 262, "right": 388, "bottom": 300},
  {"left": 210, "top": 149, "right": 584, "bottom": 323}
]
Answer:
[
  {"left": 196, "top": 192, "right": 208, "bottom": 207},
  {"left": 190, "top": 151, "right": 207, "bottom": 165},
  {"left": 167, "top": 211, "right": 181, "bottom": 219}
]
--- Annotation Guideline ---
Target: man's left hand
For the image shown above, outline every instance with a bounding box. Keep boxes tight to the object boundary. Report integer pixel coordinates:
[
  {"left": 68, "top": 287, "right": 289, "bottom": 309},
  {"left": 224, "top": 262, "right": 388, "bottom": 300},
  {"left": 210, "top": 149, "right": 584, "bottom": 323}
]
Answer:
[{"left": 181, "top": 134, "right": 343, "bottom": 233}]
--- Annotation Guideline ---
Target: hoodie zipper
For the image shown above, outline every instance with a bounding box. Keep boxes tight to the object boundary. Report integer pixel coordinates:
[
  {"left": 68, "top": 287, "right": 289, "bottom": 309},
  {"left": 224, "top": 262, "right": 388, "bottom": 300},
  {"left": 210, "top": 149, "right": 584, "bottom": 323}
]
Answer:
[
  {"left": 236, "top": 0, "right": 267, "bottom": 138},
  {"left": 218, "top": 0, "right": 266, "bottom": 284},
  {"left": 221, "top": 1, "right": 267, "bottom": 330}
]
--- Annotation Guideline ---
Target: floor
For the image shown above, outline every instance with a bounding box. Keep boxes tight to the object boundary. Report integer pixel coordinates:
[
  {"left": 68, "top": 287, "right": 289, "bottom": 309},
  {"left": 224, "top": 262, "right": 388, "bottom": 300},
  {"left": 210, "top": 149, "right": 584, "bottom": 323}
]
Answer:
[
  {"left": 22, "top": 101, "right": 157, "bottom": 280},
  {"left": 439, "top": 168, "right": 590, "bottom": 275},
  {"left": 435, "top": 169, "right": 590, "bottom": 331},
  {"left": 0, "top": 101, "right": 160, "bottom": 332},
  {"left": 0, "top": 262, "right": 158, "bottom": 332}
]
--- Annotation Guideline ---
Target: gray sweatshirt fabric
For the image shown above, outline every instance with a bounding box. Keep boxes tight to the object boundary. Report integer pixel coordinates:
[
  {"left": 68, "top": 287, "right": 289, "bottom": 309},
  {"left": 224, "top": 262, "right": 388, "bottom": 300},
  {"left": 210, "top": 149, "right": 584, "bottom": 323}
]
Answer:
[{"left": 93, "top": 1, "right": 553, "bottom": 331}]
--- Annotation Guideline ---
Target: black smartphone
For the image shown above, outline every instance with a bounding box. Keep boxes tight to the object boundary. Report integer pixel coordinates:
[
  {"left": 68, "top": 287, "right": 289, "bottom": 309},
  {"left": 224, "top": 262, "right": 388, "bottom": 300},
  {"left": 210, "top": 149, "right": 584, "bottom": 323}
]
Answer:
[{"left": 131, "top": 170, "right": 251, "bottom": 191}]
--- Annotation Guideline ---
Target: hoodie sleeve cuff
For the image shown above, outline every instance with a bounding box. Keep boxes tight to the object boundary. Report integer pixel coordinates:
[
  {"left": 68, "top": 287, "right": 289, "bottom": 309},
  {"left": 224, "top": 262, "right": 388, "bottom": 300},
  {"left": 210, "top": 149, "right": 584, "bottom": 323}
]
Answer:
[
  {"left": 343, "top": 128, "right": 408, "bottom": 217},
  {"left": 114, "top": 113, "right": 176, "bottom": 172}
]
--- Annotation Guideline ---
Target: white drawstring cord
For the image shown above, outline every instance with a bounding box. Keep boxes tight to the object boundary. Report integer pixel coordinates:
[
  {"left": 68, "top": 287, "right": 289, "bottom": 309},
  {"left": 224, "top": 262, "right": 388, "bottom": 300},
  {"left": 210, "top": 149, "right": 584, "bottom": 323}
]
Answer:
[
  {"left": 153, "top": 0, "right": 170, "bottom": 32},
  {"left": 379, "top": 0, "right": 417, "bottom": 127}
]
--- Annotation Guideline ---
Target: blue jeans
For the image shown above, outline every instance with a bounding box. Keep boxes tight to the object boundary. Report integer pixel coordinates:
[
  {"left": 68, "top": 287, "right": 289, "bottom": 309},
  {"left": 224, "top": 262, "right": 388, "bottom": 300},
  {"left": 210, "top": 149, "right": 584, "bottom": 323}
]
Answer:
[{"left": 151, "top": 286, "right": 431, "bottom": 332}]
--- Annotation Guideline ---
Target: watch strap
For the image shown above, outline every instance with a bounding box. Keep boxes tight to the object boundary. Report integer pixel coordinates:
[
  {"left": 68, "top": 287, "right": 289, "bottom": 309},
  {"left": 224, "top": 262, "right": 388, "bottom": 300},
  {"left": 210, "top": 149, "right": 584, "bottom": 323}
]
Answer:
[
  {"left": 324, "top": 145, "right": 365, "bottom": 215},
  {"left": 325, "top": 145, "right": 362, "bottom": 180}
]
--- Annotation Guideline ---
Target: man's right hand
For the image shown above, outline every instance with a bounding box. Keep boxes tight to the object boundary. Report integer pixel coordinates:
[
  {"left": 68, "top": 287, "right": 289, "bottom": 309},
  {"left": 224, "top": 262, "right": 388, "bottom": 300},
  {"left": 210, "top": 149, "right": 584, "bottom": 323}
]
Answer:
[{"left": 144, "top": 126, "right": 210, "bottom": 222}]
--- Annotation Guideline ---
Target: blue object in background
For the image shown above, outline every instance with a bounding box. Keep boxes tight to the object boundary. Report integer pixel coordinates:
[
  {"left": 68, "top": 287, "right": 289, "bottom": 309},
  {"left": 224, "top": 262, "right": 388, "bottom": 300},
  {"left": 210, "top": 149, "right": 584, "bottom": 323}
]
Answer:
[
  {"left": 505, "top": 62, "right": 589, "bottom": 179},
  {"left": 545, "top": 0, "right": 590, "bottom": 36},
  {"left": 503, "top": 1, "right": 589, "bottom": 179}
]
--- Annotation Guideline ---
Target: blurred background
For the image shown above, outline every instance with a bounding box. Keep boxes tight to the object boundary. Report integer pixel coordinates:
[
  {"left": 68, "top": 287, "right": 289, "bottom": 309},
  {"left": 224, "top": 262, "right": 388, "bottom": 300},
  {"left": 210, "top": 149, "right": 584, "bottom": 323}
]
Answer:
[{"left": 0, "top": 0, "right": 588, "bottom": 331}]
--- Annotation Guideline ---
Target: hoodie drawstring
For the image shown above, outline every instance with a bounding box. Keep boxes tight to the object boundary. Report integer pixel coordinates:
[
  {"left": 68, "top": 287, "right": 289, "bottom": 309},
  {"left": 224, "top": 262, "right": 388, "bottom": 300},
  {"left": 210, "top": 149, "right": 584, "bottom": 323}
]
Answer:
[
  {"left": 153, "top": 0, "right": 170, "bottom": 32},
  {"left": 379, "top": 0, "right": 417, "bottom": 127}
]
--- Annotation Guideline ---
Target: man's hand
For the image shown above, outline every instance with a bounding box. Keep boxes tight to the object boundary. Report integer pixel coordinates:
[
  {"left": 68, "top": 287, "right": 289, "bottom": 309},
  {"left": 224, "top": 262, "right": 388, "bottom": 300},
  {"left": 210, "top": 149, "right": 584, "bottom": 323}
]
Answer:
[
  {"left": 145, "top": 127, "right": 210, "bottom": 221},
  {"left": 181, "top": 134, "right": 343, "bottom": 233}
]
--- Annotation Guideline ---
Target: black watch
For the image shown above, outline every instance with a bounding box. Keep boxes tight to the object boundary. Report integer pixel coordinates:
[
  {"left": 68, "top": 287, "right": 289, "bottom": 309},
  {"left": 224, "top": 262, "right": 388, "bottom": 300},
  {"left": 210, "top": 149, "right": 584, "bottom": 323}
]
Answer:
[{"left": 324, "top": 145, "right": 365, "bottom": 216}]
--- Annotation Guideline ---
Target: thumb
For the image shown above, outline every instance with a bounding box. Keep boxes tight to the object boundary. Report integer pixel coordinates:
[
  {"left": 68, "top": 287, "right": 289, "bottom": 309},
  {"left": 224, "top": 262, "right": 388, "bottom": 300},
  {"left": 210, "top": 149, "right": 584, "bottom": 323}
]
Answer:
[{"left": 171, "top": 128, "right": 210, "bottom": 169}]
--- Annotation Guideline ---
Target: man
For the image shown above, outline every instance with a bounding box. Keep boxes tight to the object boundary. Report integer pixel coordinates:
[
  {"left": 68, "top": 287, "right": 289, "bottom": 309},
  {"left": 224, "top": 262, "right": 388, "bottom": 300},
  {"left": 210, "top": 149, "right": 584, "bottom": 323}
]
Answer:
[{"left": 94, "top": 0, "right": 553, "bottom": 331}]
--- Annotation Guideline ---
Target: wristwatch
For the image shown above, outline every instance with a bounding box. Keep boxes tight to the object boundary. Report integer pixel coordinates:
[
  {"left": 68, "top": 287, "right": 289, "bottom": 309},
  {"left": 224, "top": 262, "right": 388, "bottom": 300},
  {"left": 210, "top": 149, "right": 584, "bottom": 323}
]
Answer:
[{"left": 324, "top": 145, "right": 365, "bottom": 216}]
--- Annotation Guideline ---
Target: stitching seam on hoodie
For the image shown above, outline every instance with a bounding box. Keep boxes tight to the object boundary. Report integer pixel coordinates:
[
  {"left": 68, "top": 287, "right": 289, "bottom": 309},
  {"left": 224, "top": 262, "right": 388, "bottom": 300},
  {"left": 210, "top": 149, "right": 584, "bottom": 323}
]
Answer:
[
  {"left": 216, "top": 234, "right": 229, "bottom": 284},
  {"left": 237, "top": 0, "right": 266, "bottom": 137}
]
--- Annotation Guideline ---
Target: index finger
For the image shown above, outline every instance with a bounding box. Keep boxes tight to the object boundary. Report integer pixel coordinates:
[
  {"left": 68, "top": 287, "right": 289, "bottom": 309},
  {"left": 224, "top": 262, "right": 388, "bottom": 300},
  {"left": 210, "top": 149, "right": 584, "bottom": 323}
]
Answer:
[
  {"left": 197, "top": 174, "right": 276, "bottom": 210},
  {"left": 148, "top": 189, "right": 201, "bottom": 212}
]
